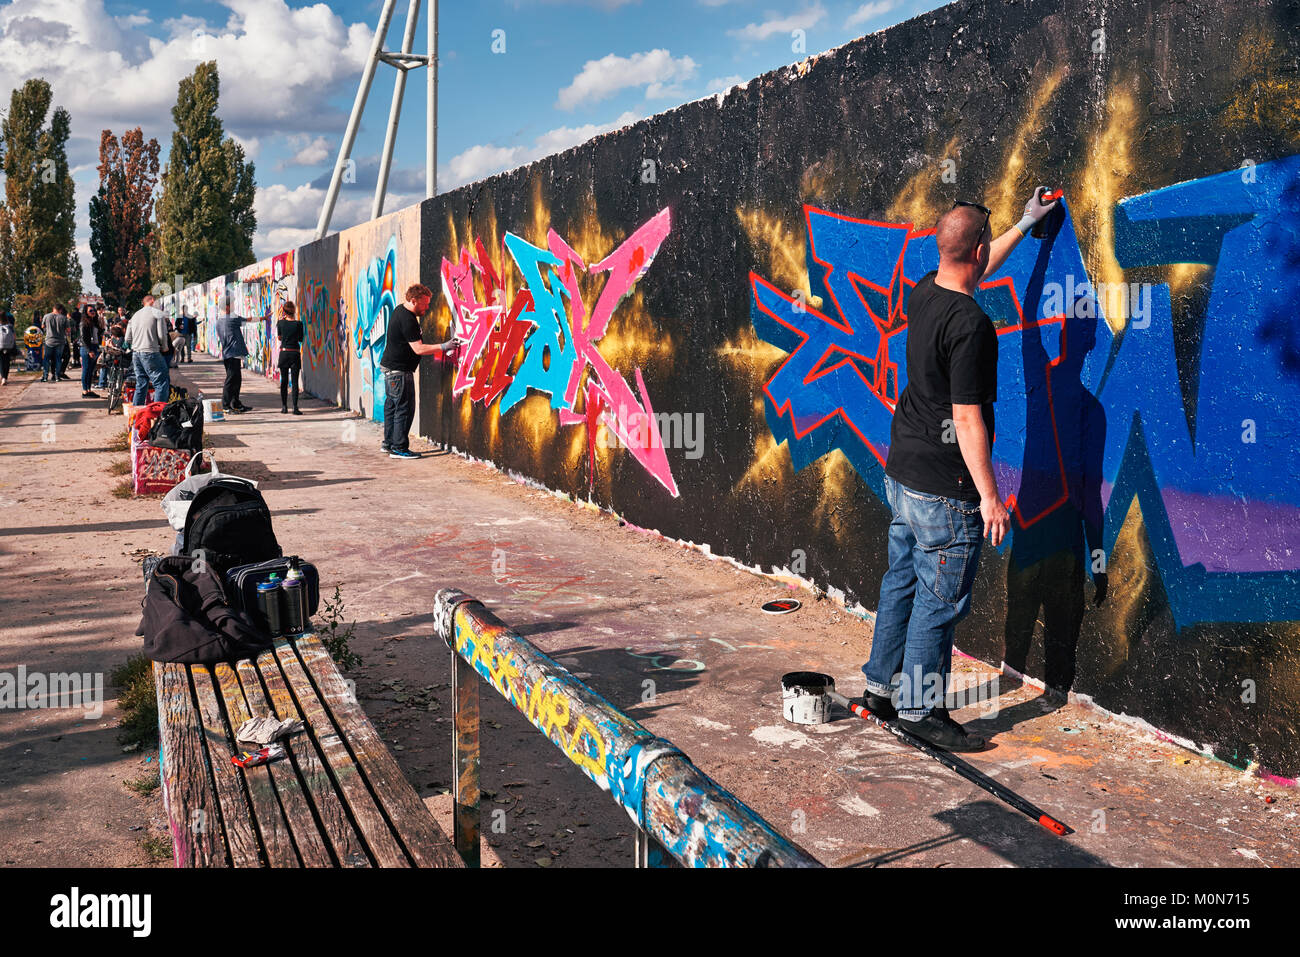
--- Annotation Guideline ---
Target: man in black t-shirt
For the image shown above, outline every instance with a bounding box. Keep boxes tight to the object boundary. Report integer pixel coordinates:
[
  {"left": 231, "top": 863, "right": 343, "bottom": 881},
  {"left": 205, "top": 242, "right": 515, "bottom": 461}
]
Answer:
[
  {"left": 379, "top": 283, "right": 459, "bottom": 459},
  {"left": 860, "top": 188, "right": 1059, "bottom": 752}
]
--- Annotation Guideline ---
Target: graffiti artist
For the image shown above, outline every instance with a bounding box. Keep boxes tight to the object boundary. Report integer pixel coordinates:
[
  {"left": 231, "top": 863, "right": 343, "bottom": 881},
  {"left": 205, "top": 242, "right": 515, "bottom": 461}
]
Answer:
[
  {"left": 380, "top": 283, "right": 459, "bottom": 460},
  {"left": 860, "top": 188, "right": 1060, "bottom": 752}
]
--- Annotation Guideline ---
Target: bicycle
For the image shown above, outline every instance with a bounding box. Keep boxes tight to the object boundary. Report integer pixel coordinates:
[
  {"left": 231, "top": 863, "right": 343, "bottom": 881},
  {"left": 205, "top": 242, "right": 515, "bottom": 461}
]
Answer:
[{"left": 104, "top": 348, "right": 131, "bottom": 414}]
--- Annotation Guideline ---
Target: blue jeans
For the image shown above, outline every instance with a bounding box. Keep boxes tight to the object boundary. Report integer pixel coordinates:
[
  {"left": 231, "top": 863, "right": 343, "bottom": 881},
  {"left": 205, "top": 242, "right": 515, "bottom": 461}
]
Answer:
[
  {"left": 41, "top": 342, "right": 65, "bottom": 381},
  {"left": 132, "top": 351, "right": 171, "bottom": 405},
  {"left": 382, "top": 368, "right": 415, "bottom": 451},
  {"left": 862, "top": 476, "right": 984, "bottom": 719},
  {"left": 81, "top": 347, "right": 99, "bottom": 392}
]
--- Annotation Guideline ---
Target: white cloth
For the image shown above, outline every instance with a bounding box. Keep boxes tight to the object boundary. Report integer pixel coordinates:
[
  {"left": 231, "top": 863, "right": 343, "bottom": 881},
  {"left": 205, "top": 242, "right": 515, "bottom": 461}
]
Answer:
[{"left": 235, "top": 716, "right": 303, "bottom": 745}]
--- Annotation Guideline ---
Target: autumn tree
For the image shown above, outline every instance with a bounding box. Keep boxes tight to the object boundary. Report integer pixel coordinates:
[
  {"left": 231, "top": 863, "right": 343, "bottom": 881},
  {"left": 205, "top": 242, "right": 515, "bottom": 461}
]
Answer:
[
  {"left": 152, "top": 61, "right": 256, "bottom": 293},
  {"left": 0, "top": 78, "right": 81, "bottom": 314},
  {"left": 89, "top": 128, "right": 160, "bottom": 311}
]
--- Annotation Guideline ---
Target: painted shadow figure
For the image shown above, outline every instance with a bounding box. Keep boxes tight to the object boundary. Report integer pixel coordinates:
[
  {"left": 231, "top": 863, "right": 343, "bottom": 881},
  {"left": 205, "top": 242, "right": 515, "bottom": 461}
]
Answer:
[{"left": 1001, "top": 228, "right": 1107, "bottom": 694}]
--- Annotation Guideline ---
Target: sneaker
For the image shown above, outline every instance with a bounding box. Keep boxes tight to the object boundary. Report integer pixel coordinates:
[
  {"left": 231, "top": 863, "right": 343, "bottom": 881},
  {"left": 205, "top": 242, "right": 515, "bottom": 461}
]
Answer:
[
  {"left": 861, "top": 692, "right": 898, "bottom": 722},
  {"left": 280, "top": 406, "right": 287, "bottom": 414},
  {"left": 292, "top": 408, "right": 302, "bottom": 415},
  {"left": 897, "top": 711, "right": 986, "bottom": 752},
  {"left": 83, "top": 390, "right": 100, "bottom": 398},
  {"left": 234, "top": 403, "right": 253, "bottom": 412},
  {"left": 389, "top": 448, "right": 420, "bottom": 460},
  {"left": 380, "top": 443, "right": 391, "bottom": 453},
  {"left": 58, "top": 374, "right": 71, "bottom": 380},
  {"left": 223, "top": 406, "right": 244, "bottom": 414}
]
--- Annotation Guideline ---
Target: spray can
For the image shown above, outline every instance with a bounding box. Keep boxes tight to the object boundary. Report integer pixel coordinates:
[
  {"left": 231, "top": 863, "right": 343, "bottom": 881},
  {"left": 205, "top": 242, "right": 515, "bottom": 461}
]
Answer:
[
  {"left": 257, "top": 575, "right": 283, "bottom": 637},
  {"left": 282, "top": 575, "right": 305, "bottom": 636},
  {"left": 285, "top": 558, "right": 308, "bottom": 631},
  {"left": 1031, "top": 188, "right": 1064, "bottom": 239}
]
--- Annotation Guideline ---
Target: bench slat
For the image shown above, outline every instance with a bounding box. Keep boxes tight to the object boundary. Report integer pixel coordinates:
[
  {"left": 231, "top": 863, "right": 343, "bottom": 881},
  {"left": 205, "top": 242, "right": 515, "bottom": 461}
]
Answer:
[
  {"left": 155, "top": 663, "right": 229, "bottom": 867},
  {"left": 296, "top": 634, "right": 463, "bottom": 869},
  {"left": 190, "top": 666, "right": 263, "bottom": 867},
  {"left": 213, "top": 663, "right": 300, "bottom": 867},
  {"left": 235, "top": 659, "right": 336, "bottom": 867},
  {"left": 255, "top": 647, "right": 371, "bottom": 867},
  {"left": 273, "top": 643, "right": 412, "bottom": 867}
]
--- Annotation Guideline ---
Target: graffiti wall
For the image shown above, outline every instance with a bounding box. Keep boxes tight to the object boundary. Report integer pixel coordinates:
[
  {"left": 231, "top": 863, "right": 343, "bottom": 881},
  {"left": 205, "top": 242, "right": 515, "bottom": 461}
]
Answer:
[
  {"left": 297, "top": 206, "right": 420, "bottom": 416},
  {"left": 155, "top": 0, "right": 1300, "bottom": 775}
]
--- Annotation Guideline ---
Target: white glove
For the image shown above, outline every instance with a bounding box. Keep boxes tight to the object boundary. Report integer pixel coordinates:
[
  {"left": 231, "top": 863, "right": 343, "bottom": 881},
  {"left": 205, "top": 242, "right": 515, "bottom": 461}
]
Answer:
[{"left": 1015, "top": 186, "right": 1061, "bottom": 235}]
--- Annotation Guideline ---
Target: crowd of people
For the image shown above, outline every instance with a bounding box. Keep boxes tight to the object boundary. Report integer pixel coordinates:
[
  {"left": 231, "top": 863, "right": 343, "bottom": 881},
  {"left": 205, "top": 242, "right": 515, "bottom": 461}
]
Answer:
[{"left": 3, "top": 287, "right": 461, "bottom": 459}]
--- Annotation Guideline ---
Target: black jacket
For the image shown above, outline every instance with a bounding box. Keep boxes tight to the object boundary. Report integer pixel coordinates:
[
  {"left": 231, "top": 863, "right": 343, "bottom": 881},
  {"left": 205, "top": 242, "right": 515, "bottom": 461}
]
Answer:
[{"left": 138, "top": 556, "right": 272, "bottom": 664}]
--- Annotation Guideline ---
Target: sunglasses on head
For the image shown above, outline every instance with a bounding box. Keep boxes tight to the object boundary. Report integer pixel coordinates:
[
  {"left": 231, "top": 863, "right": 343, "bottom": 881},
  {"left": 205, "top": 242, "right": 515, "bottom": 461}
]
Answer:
[{"left": 953, "top": 200, "right": 992, "bottom": 242}]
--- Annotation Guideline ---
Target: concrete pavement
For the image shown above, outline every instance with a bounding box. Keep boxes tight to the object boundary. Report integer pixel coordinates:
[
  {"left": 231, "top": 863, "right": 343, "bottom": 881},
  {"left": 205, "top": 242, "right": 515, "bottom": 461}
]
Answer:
[{"left": 1, "top": 353, "right": 1296, "bottom": 867}]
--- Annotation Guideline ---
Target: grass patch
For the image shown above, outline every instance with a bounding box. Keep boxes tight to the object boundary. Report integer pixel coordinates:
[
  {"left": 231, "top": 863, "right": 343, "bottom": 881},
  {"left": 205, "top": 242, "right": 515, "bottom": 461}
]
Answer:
[
  {"left": 106, "top": 458, "right": 131, "bottom": 476},
  {"left": 111, "top": 478, "right": 134, "bottom": 498},
  {"left": 106, "top": 427, "right": 130, "bottom": 452},
  {"left": 111, "top": 655, "right": 158, "bottom": 750},
  {"left": 125, "top": 768, "right": 160, "bottom": 796},
  {"left": 140, "top": 834, "right": 172, "bottom": 863}
]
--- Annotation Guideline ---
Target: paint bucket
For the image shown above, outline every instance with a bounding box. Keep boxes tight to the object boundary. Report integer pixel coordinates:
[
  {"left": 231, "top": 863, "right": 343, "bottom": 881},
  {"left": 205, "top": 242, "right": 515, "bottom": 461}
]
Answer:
[
  {"left": 781, "top": 671, "right": 835, "bottom": 725},
  {"left": 202, "top": 399, "right": 224, "bottom": 422}
]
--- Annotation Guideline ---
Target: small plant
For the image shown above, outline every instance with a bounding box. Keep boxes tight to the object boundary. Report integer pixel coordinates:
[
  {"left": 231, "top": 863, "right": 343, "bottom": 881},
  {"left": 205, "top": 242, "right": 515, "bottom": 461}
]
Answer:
[
  {"left": 107, "top": 458, "right": 131, "bottom": 476},
  {"left": 106, "top": 428, "right": 130, "bottom": 452},
  {"left": 111, "top": 478, "right": 134, "bottom": 498},
  {"left": 126, "top": 768, "right": 160, "bottom": 796},
  {"left": 318, "top": 584, "right": 362, "bottom": 671},
  {"left": 112, "top": 655, "right": 158, "bottom": 750},
  {"left": 141, "top": 834, "right": 172, "bottom": 863}
]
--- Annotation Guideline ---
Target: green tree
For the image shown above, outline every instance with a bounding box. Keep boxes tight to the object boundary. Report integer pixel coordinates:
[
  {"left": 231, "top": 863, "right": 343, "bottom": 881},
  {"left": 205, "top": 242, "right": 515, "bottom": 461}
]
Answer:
[
  {"left": 90, "top": 128, "right": 160, "bottom": 311},
  {"left": 152, "top": 61, "right": 256, "bottom": 293},
  {"left": 0, "top": 78, "right": 81, "bottom": 314}
]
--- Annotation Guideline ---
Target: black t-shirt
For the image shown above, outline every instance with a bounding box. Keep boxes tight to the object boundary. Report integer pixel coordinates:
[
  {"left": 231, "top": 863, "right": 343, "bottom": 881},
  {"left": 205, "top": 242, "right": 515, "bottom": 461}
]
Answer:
[
  {"left": 379, "top": 304, "right": 423, "bottom": 372},
  {"left": 277, "top": 319, "right": 304, "bottom": 350},
  {"left": 885, "top": 271, "right": 997, "bottom": 502}
]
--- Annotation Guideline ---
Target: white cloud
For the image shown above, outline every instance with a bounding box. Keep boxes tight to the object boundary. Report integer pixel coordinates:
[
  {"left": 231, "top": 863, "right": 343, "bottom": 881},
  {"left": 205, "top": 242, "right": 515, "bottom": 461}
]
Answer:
[
  {"left": 556, "top": 49, "right": 696, "bottom": 110},
  {"left": 706, "top": 74, "right": 746, "bottom": 92},
  {"left": 845, "top": 0, "right": 900, "bottom": 28},
  {"left": 252, "top": 182, "right": 424, "bottom": 258},
  {"left": 441, "top": 111, "right": 642, "bottom": 191},
  {"left": 282, "top": 135, "right": 333, "bottom": 169},
  {"left": 727, "top": 3, "right": 826, "bottom": 41}
]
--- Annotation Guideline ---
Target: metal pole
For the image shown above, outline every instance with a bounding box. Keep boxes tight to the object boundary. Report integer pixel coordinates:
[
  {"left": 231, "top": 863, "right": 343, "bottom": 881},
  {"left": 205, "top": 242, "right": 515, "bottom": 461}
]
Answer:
[
  {"left": 373, "top": 0, "right": 421, "bottom": 221},
  {"left": 316, "top": 0, "right": 399, "bottom": 240},
  {"left": 427, "top": 0, "right": 437, "bottom": 198},
  {"left": 452, "top": 650, "right": 481, "bottom": 867}
]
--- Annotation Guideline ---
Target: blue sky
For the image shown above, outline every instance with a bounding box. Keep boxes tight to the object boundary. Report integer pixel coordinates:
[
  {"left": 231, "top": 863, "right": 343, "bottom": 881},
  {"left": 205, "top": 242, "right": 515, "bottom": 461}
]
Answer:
[{"left": 0, "top": 0, "right": 950, "bottom": 288}]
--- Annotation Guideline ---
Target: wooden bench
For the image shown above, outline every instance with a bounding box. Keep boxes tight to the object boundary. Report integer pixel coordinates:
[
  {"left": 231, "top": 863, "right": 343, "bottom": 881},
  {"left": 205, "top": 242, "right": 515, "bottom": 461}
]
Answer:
[{"left": 153, "top": 632, "right": 463, "bottom": 868}]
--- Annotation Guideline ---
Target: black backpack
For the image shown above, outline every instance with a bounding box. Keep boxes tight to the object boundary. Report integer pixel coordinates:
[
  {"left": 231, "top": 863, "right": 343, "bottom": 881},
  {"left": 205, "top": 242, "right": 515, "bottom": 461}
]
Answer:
[
  {"left": 182, "top": 477, "right": 281, "bottom": 577},
  {"left": 148, "top": 396, "right": 203, "bottom": 451}
]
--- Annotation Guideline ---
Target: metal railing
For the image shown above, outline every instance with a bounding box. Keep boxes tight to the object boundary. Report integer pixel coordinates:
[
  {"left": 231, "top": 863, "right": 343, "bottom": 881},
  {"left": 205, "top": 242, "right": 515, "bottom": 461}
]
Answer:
[{"left": 432, "top": 588, "right": 822, "bottom": 868}]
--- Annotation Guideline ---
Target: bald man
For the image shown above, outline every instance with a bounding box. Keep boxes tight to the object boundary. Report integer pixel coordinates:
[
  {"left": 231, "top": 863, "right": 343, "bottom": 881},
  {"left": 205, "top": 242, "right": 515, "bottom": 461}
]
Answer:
[{"left": 861, "top": 188, "right": 1060, "bottom": 751}]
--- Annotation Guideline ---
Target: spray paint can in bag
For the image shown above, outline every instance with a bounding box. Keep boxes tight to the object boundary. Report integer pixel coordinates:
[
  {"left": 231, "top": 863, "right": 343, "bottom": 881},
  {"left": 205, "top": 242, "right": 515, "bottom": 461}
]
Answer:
[
  {"left": 257, "top": 575, "right": 283, "bottom": 637},
  {"left": 281, "top": 575, "right": 305, "bottom": 636}
]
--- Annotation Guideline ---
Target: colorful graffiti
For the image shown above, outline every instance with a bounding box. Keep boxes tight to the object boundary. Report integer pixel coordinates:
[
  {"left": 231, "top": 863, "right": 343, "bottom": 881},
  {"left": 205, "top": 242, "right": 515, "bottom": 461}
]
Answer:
[
  {"left": 439, "top": 208, "right": 680, "bottom": 496},
  {"left": 302, "top": 277, "right": 342, "bottom": 378},
  {"left": 355, "top": 237, "right": 398, "bottom": 423},
  {"left": 748, "top": 155, "right": 1300, "bottom": 629}
]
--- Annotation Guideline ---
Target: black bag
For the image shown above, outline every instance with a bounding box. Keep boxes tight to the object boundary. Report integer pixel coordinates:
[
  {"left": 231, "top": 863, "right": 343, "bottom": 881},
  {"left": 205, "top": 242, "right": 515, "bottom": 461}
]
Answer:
[
  {"left": 148, "top": 396, "right": 203, "bottom": 451},
  {"left": 226, "top": 556, "right": 321, "bottom": 620},
  {"left": 138, "top": 556, "right": 272, "bottom": 664},
  {"left": 182, "top": 477, "right": 281, "bottom": 577}
]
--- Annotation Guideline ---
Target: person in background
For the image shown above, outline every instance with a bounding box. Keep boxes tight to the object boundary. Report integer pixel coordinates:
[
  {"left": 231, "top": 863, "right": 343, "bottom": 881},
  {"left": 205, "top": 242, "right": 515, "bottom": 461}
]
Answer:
[
  {"left": 379, "top": 283, "right": 459, "bottom": 459},
  {"left": 168, "top": 318, "right": 186, "bottom": 368},
  {"left": 79, "top": 305, "right": 103, "bottom": 398},
  {"left": 0, "top": 311, "right": 16, "bottom": 386},
  {"left": 275, "top": 302, "right": 304, "bottom": 415},
  {"left": 175, "top": 309, "right": 194, "bottom": 363},
  {"left": 40, "top": 305, "right": 70, "bottom": 383},
  {"left": 216, "top": 311, "right": 261, "bottom": 413},
  {"left": 124, "top": 294, "right": 172, "bottom": 405}
]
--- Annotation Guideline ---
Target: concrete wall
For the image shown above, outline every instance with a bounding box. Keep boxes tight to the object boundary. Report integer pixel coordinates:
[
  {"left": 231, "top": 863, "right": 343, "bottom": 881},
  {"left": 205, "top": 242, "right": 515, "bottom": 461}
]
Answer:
[{"left": 158, "top": 0, "right": 1300, "bottom": 776}]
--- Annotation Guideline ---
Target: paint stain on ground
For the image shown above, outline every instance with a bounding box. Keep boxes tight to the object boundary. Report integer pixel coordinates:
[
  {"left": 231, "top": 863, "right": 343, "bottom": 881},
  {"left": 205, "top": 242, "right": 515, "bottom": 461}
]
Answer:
[{"left": 751, "top": 725, "right": 813, "bottom": 749}]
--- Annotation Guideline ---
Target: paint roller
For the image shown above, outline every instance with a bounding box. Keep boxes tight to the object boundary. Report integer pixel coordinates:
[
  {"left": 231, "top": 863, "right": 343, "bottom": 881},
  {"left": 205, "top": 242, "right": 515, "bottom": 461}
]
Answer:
[{"left": 780, "top": 671, "right": 1072, "bottom": 837}]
